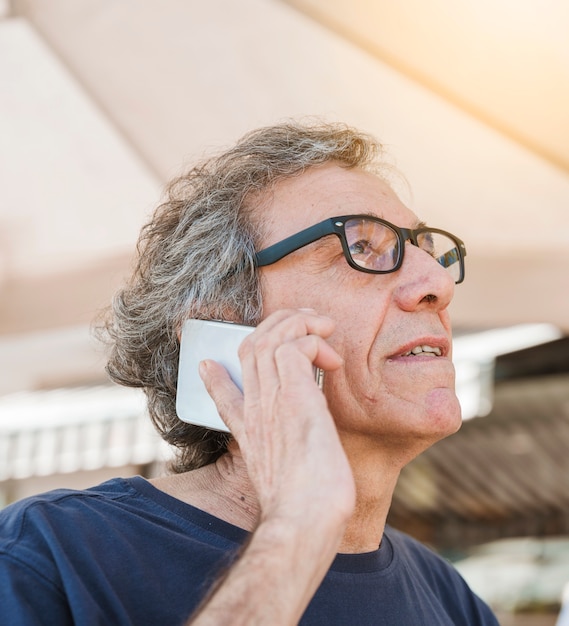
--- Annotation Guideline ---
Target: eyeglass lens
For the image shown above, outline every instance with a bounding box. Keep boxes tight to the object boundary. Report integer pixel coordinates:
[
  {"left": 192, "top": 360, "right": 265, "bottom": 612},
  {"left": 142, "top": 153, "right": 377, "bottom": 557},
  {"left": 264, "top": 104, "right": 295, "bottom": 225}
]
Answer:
[
  {"left": 345, "top": 218, "right": 399, "bottom": 272},
  {"left": 344, "top": 218, "right": 462, "bottom": 282}
]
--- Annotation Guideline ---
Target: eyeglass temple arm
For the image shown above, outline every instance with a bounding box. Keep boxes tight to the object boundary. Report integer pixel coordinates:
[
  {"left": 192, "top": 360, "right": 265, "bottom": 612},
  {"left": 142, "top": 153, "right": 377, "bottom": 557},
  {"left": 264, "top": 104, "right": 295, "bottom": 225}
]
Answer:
[
  {"left": 440, "top": 239, "right": 467, "bottom": 266},
  {"left": 255, "top": 219, "right": 336, "bottom": 267},
  {"left": 437, "top": 248, "right": 460, "bottom": 268}
]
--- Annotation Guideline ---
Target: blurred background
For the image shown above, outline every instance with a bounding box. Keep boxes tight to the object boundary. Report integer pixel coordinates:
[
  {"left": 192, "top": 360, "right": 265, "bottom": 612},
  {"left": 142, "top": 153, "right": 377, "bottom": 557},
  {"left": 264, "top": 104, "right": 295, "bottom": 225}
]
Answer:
[{"left": 0, "top": 1, "right": 568, "bottom": 622}]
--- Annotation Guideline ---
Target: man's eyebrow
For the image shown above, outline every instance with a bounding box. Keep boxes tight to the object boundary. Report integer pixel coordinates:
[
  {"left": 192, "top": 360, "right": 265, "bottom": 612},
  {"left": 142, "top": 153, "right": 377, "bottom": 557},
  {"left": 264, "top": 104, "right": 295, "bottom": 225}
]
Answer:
[{"left": 415, "top": 219, "right": 427, "bottom": 229}]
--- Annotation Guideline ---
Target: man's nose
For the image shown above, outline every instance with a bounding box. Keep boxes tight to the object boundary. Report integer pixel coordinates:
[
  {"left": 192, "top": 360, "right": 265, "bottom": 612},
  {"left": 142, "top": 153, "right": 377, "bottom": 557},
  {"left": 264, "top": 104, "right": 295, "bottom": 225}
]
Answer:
[{"left": 394, "top": 241, "right": 455, "bottom": 312}]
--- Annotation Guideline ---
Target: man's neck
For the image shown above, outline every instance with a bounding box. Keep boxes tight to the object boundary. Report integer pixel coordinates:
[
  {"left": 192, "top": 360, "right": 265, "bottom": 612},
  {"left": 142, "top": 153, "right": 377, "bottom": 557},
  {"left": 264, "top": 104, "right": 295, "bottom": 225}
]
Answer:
[
  {"left": 150, "top": 445, "right": 401, "bottom": 555},
  {"left": 337, "top": 456, "right": 400, "bottom": 553},
  {"left": 150, "top": 453, "right": 260, "bottom": 531}
]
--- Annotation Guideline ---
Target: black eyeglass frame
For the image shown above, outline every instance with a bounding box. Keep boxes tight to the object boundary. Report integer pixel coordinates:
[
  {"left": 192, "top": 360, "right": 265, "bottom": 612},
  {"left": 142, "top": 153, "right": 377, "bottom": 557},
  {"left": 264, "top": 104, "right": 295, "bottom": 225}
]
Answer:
[{"left": 254, "top": 214, "right": 467, "bottom": 284}]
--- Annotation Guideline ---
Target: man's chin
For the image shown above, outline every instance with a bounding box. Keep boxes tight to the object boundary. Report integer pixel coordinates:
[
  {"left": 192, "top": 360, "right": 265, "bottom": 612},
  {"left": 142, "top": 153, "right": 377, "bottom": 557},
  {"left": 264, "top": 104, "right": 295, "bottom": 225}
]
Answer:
[{"left": 424, "top": 388, "right": 463, "bottom": 439}]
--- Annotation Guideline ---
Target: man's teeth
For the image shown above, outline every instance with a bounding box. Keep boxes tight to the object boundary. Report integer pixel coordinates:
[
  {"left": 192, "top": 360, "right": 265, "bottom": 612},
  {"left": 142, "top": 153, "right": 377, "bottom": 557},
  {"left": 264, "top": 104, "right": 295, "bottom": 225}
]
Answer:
[{"left": 402, "top": 345, "right": 442, "bottom": 356}]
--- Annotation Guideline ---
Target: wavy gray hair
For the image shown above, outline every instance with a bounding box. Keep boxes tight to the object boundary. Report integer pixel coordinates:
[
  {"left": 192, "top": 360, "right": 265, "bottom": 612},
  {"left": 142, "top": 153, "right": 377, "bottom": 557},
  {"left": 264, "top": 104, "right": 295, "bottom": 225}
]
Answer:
[{"left": 101, "top": 121, "right": 385, "bottom": 472}]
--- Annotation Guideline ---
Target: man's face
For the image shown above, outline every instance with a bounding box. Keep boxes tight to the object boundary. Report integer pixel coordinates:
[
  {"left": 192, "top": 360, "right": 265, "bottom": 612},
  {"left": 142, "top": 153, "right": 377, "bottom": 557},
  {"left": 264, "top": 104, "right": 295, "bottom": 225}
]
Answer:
[{"left": 257, "top": 163, "right": 462, "bottom": 460}]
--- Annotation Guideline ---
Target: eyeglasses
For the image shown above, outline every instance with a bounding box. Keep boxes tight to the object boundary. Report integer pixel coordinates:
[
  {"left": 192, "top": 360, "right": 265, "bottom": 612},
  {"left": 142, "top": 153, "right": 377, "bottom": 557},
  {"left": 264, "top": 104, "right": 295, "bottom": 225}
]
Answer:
[{"left": 255, "top": 214, "right": 467, "bottom": 284}]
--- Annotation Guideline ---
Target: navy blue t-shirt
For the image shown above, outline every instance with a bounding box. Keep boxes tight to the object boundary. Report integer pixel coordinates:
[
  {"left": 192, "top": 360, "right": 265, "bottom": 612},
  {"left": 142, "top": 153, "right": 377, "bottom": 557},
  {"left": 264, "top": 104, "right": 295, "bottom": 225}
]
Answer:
[{"left": 0, "top": 477, "right": 498, "bottom": 625}]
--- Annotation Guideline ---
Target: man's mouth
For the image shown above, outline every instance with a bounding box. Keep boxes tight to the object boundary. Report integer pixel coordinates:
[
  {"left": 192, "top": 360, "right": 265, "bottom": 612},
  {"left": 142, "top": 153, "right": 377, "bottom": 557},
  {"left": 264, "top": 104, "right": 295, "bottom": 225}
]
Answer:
[{"left": 400, "top": 345, "right": 442, "bottom": 357}]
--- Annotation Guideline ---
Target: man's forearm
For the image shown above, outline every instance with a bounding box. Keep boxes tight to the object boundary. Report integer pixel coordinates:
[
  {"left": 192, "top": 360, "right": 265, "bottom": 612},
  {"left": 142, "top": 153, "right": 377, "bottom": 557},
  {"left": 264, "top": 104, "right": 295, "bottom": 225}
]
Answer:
[{"left": 188, "top": 514, "right": 346, "bottom": 625}]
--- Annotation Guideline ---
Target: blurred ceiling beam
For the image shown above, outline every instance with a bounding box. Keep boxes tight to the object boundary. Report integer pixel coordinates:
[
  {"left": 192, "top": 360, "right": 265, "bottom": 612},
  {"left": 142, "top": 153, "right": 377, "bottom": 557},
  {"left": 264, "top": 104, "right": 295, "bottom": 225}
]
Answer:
[
  {"left": 284, "top": 0, "right": 569, "bottom": 174},
  {"left": 3, "top": 0, "right": 568, "bottom": 341}
]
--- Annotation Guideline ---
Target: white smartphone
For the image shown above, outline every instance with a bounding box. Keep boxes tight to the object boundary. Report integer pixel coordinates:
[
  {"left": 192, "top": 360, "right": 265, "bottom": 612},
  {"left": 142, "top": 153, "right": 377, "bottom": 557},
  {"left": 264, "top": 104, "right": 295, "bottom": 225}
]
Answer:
[
  {"left": 176, "top": 319, "right": 254, "bottom": 432},
  {"left": 176, "top": 318, "right": 324, "bottom": 432}
]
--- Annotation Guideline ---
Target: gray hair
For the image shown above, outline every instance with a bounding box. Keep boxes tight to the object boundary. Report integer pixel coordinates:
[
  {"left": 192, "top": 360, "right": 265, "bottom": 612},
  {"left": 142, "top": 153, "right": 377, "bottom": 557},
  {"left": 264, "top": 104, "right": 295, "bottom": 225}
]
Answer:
[{"left": 101, "top": 120, "right": 385, "bottom": 472}]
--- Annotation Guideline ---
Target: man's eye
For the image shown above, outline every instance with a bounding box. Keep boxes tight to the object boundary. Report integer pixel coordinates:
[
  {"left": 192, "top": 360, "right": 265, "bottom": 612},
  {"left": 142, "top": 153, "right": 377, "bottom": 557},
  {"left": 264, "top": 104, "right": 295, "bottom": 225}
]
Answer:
[{"left": 349, "top": 239, "right": 372, "bottom": 255}]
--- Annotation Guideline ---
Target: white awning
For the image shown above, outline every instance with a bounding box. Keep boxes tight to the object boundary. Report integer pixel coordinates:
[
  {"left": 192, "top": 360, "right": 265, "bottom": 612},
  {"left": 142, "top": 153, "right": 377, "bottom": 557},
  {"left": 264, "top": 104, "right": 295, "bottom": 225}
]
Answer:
[
  {"left": 0, "top": 385, "right": 172, "bottom": 481},
  {"left": 454, "top": 323, "right": 562, "bottom": 420}
]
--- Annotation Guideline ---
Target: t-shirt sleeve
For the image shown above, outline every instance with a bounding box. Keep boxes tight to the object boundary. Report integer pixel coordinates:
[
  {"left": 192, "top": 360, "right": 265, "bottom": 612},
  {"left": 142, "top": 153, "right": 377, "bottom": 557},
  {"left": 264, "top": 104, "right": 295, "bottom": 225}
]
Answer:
[
  {"left": 388, "top": 527, "right": 500, "bottom": 625},
  {"left": 0, "top": 553, "right": 72, "bottom": 625}
]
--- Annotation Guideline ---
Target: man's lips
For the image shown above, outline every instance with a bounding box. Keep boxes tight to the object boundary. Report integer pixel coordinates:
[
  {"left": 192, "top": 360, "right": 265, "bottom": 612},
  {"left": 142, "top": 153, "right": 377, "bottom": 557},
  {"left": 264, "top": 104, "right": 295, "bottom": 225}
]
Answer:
[{"left": 388, "top": 337, "right": 450, "bottom": 360}]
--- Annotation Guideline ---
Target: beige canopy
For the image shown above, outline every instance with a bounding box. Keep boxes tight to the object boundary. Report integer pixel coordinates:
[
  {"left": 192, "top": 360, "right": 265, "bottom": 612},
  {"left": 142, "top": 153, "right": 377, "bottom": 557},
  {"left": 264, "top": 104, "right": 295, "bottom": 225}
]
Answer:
[{"left": 1, "top": 0, "right": 567, "bottom": 391}]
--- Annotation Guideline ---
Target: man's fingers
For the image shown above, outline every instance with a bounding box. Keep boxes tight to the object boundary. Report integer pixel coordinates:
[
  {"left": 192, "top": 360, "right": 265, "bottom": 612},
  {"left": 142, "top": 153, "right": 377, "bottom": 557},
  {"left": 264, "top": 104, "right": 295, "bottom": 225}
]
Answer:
[
  {"left": 199, "top": 360, "right": 245, "bottom": 439},
  {"left": 284, "top": 334, "right": 343, "bottom": 372},
  {"left": 238, "top": 310, "right": 337, "bottom": 378},
  {"left": 250, "top": 309, "right": 336, "bottom": 344}
]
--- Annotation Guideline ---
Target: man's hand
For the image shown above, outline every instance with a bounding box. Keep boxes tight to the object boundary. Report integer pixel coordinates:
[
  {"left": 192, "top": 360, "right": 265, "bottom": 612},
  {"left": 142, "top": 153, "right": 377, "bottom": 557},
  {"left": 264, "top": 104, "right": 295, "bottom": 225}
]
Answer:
[{"left": 192, "top": 309, "right": 355, "bottom": 625}]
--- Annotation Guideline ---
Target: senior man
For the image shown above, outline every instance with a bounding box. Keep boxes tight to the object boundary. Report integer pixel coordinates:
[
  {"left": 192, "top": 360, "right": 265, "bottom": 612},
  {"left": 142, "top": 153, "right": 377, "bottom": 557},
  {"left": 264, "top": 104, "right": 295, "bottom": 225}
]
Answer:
[{"left": 0, "top": 121, "right": 497, "bottom": 625}]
